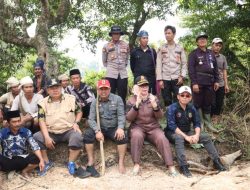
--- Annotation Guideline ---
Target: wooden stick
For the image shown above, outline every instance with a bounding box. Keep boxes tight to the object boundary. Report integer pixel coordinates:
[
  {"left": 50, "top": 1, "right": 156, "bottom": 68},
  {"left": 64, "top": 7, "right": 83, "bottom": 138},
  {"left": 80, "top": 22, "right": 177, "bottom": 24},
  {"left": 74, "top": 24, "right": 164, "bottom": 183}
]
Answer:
[
  {"left": 187, "top": 160, "right": 213, "bottom": 170},
  {"left": 96, "top": 94, "right": 105, "bottom": 176}
]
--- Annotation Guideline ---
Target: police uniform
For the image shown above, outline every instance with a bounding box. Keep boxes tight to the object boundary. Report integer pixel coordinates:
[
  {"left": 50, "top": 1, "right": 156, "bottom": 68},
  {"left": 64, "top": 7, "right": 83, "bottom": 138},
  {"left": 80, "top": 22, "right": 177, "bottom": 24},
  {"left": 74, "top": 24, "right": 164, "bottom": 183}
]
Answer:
[
  {"left": 102, "top": 26, "right": 129, "bottom": 105},
  {"left": 156, "top": 43, "right": 187, "bottom": 106}
]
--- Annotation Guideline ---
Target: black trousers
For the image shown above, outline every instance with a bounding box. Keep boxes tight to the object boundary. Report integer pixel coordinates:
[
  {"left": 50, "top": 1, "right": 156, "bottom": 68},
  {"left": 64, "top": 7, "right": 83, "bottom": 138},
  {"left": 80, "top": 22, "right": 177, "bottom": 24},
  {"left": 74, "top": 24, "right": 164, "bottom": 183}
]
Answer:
[
  {"left": 106, "top": 75, "right": 128, "bottom": 105},
  {"left": 0, "top": 154, "right": 39, "bottom": 172},
  {"left": 211, "top": 86, "right": 225, "bottom": 115},
  {"left": 82, "top": 103, "right": 91, "bottom": 118},
  {"left": 161, "top": 79, "right": 181, "bottom": 106}
]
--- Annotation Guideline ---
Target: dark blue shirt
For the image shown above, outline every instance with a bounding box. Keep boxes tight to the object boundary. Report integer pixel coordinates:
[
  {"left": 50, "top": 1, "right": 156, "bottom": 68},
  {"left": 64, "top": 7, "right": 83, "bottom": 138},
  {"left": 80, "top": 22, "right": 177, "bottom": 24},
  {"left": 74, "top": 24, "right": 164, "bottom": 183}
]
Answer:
[
  {"left": 0, "top": 127, "right": 40, "bottom": 159},
  {"left": 166, "top": 102, "right": 201, "bottom": 132}
]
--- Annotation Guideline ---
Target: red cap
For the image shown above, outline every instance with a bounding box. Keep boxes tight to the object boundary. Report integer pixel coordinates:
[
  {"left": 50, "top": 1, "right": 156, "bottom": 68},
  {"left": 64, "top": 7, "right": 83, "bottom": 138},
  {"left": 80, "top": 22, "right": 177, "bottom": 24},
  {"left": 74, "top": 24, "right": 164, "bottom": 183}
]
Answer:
[{"left": 97, "top": 79, "right": 110, "bottom": 89}]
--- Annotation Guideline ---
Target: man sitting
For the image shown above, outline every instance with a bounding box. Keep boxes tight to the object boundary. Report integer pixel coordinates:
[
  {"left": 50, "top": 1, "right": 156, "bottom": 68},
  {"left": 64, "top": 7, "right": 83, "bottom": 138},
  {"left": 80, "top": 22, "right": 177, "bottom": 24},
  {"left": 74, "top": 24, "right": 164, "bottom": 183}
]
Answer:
[
  {"left": 0, "top": 110, "right": 44, "bottom": 177},
  {"left": 33, "top": 79, "right": 87, "bottom": 177},
  {"left": 165, "top": 86, "right": 226, "bottom": 177},
  {"left": 83, "top": 79, "right": 128, "bottom": 177}
]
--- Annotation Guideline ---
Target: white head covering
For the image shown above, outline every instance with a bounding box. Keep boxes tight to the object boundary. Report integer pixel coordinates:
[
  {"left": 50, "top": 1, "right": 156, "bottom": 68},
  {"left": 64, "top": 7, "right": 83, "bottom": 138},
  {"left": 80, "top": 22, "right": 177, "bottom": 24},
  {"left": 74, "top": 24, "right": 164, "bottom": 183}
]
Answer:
[
  {"left": 19, "top": 76, "right": 33, "bottom": 88},
  {"left": 6, "top": 77, "right": 19, "bottom": 89},
  {"left": 58, "top": 73, "right": 69, "bottom": 81}
]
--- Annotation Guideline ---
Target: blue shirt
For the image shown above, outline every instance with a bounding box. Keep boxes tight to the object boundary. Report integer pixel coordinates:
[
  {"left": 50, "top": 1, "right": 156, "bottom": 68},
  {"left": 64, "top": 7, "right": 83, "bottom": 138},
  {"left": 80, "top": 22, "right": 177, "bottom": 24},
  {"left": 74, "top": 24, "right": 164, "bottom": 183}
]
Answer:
[
  {"left": 0, "top": 127, "right": 40, "bottom": 159},
  {"left": 166, "top": 102, "right": 201, "bottom": 132}
]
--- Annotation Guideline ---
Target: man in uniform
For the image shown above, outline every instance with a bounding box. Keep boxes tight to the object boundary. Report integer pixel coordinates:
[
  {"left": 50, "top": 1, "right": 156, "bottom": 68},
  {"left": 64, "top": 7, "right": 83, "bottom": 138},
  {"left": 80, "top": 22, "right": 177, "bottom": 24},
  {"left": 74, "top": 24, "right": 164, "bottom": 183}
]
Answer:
[
  {"left": 165, "top": 86, "right": 226, "bottom": 177},
  {"left": 83, "top": 79, "right": 128, "bottom": 176},
  {"left": 156, "top": 25, "right": 187, "bottom": 106},
  {"left": 130, "top": 30, "right": 157, "bottom": 95},
  {"left": 33, "top": 79, "right": 87, "bottom": 177},
  {"left": 211, "top": 38, "right": 229, "bottom": 123},
  {"left": 102, "top": 25, "right": 130, "bottom": 105},
  {"left": 32, "top": 59, "right": 50, "bottom": 97},
  {"left": 0, "top": 77, "right": 20, "bottom": 127},
  {"left": 66, "top": 69, "right": 95, "bottom": 119},
  {"left": 188, "top": 33, "right": 219, "bottom": 132}
]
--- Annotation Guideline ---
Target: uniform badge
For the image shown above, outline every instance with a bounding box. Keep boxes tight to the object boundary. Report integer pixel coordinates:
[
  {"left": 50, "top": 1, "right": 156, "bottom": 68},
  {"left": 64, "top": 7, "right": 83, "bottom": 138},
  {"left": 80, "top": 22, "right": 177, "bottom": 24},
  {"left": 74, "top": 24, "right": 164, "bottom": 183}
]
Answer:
[
  {"left": 198, "top": 56, "right": 203, "bottom": 65},
  {"left": 176, "top": 112, "right": 181, "bottom": 118},
  {"left": 188, "top": 112, "right": 192, "bottom": 118}
]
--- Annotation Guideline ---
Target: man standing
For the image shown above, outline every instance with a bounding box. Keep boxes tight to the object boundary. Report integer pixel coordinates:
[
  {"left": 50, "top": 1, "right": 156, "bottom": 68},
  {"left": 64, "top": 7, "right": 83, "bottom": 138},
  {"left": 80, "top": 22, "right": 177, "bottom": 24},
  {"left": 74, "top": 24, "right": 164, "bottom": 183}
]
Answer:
[
  {"left": 211, "top": 38, "right": 229, "bottom": 123},
  {"left": 83, "top": 79, "right": 128, "bottom": 176},
  {"left": 0, "top": 77, "right": 20, "bottom": 126},
  {"left": 0, "top": 110, "right": 44, "bottom": 177},
  {"left": 11, "top": 76, "right": 43, "bottom": 133},
  {"left": 156, "top": 25, "right": 187, "bottom": 106},
  {"left": 32, "top": 59, "right": 50, "bottom": 97},
  {"left": 130, "top": 30, "right": 157, "bottom": 95},
  {"left": 33, "top": 79, "right": 88, "bottom": 177},
  {"left": 66, "top": 69, "right": 95, "bottom": 118},
  {"left": 188, "top": 33, "right": 220, "bottom": 132},
  {"left": 165, "top": 86, "right": 226, "bottom": 177},
  {"left": 102, "top": 25, "right": 130, "bottom": 105}
]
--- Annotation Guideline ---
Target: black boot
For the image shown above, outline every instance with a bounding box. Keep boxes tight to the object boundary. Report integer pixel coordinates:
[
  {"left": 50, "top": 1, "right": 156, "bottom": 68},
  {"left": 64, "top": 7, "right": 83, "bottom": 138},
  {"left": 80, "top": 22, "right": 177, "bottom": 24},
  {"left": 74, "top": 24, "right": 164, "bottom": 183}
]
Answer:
[
  {"left": 180, "top": 165, "right": 192, "bottom": 178},
  {"left": 213, "top": 158, "right": 226, "bottom": 171}
]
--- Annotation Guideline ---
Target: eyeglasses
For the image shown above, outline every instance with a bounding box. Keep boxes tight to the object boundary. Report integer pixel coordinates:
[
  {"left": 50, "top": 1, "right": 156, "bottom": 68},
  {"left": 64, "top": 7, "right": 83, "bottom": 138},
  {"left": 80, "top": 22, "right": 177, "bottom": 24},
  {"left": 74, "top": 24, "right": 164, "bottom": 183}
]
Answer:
[{"left": 180, "top": 94, "right": 191, "bottom": 98}]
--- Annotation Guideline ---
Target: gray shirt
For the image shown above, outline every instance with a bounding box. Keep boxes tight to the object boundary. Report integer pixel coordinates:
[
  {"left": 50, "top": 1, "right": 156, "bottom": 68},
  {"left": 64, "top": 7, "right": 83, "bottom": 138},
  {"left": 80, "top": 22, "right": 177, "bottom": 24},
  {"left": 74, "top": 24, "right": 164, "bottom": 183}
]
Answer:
[
  {"left": 215, "top": 53, "right": 228, "bottom": 87},
  {"left": 88, "top": 93, "right": 125, "bottom": 132}
]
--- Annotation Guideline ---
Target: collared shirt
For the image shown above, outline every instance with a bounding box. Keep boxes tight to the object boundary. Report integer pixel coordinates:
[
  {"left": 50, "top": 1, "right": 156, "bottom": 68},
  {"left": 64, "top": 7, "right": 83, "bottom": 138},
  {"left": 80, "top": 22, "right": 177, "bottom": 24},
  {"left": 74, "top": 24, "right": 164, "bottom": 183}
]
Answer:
[
  {"left": 88, "top": 93, "right": 125, "bottom": 131},
  {"left": 38, "top": 94, "right": 81, "bottom": 122},
  {"left": 130, "top": 46, "right": 156, "bottom": 78},
  {"left": 0, "top": 127, "right": 40, "bottom": 159},
  {"left": 65, "top": 82, "right": 95, "bottom": 108},
  {"left": 11, "top": 92, "right": 43, "bottom": 118},
  {"left": 156, "top": 43, "right": 187, "bottom": 80},
  {"left": 215, "top": 53, "right": 228, "bottom": 87},
  {"left": 188, "top": 48, "right": 219, "bottom": 85},
  {"left": 102, "top": 40, "right": 130, "bottom": 79},
  {"left": 166, "top": 102, "right": 200, "bottom": 132}
]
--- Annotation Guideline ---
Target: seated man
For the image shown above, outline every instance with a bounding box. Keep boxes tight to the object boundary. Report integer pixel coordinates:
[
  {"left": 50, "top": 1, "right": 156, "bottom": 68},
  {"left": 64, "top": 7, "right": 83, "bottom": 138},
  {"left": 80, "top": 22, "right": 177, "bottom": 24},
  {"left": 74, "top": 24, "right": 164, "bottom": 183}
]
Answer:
[
  {"left": 11, "top": 76, "right": 43, "bottom": 133},
  {"left": 126, "top": 76, "right": 176, "bottom": 176},
  {"left": 0, "top": 110, "right": 44, "bottom": 177},
  {"left": 33, "top": 79, "right": 86, "bottom": 177},
  {"left": 165, "top": 86, "right": 226, "bottom": 178},
  {"left": 83, "top": 79, "right": 128, "bottom": 176},
  {"left": 66, "top": 69, "right": 95, "bottom": 119},
  {"left": 58, "top": 73, "right": 69, "bottom": 93},
  {"left": 0, "top": 77, "right": 20, "bottom": 127}
]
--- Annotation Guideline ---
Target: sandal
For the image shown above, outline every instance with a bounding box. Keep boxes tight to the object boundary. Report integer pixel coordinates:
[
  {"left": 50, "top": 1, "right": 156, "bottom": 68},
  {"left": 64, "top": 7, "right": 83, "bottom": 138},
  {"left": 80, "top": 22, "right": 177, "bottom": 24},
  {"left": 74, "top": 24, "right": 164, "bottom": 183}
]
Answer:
[{"left": 74, "top": 167, "right": 91, "bottom": 179}]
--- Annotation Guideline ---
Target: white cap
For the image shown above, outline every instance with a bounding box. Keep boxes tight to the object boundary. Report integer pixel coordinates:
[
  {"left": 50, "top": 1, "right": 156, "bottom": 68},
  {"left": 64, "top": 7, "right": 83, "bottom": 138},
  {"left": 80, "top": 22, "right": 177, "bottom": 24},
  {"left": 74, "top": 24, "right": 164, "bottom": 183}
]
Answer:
[
  {"left": 6, "top": 77, "right": 19, "bottom": 88},
  {"left": 20, "top": 76, "right": 33, "bottom": 88},
  {"left": 58, "top": 73, "right": 69, "bottom": 81},
  {"left": 179, "top": 86, "right": 192, "bottom": 95},
  {"left": 212, "top": 38, "right": 223, "bottom": 44}
]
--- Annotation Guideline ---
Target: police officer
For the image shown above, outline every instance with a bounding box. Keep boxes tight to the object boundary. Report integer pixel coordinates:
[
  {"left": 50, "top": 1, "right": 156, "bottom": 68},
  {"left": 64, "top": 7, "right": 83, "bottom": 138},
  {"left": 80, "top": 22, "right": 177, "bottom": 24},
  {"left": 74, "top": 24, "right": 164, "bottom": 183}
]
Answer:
[
  {"left": 188, "top": 33, "right": 219, "bottom": 132},
  {"left": 102, "top": 25, "right": 130, "bottom": 105},
  {"left": 156, "top": 25, "right": 187, "bottom": 106},
  {"left": 130, "top": 30, "right": 157, "bottom": 95}
]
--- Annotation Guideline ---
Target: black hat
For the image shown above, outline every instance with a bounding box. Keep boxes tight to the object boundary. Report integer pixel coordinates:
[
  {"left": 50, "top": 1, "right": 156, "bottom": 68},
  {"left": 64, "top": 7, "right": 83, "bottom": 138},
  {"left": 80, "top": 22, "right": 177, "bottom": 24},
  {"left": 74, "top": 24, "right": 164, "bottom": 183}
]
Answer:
[
  {"left": 196, "top": 32, "right": 208, "bottom": 41},
  {"left": 135, "top": 75, "right": 149, "bottom": 86},
  {"left": 6, "top": 110, "right": 20, "bottom": 120},
  {"left": 69, "top": 69, "right": 81, "bottom": 76},
  {"left": 47, "top": 78, "right": 60, "bottom": 87},
  {"left": 109, "top": 25, "right": 124, "bottom": 36}
]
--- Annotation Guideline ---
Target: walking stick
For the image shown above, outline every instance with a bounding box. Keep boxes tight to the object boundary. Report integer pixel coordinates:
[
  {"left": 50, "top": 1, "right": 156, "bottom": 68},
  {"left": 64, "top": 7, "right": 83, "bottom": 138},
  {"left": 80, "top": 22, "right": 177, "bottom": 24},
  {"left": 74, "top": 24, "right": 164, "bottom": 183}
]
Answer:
[{"left": 96, "top": 94, "right": 105, "bottom": 176}]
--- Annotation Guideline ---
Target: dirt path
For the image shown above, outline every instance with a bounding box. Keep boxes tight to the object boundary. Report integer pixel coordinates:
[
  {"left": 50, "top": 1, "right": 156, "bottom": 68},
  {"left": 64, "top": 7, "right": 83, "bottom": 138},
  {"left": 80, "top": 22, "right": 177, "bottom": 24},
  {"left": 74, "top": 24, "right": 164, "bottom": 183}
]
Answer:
[{"left": 1, "top": 160, "right": 249, "bottom": 190}]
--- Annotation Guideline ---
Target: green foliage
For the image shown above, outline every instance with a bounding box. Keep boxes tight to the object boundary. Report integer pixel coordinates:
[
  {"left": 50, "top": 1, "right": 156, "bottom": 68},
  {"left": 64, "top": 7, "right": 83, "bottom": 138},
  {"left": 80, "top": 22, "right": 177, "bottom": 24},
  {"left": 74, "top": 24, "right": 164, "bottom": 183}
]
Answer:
[{"left": 83, "top": 70, "right": 106, "bottom": 91}]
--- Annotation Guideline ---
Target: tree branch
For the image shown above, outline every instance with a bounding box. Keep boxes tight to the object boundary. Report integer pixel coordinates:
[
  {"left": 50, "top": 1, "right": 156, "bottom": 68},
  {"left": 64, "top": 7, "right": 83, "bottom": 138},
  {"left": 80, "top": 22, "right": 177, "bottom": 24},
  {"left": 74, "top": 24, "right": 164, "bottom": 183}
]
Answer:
[{"left": 15, "top": 0, "right": 29, "bottom": 38}]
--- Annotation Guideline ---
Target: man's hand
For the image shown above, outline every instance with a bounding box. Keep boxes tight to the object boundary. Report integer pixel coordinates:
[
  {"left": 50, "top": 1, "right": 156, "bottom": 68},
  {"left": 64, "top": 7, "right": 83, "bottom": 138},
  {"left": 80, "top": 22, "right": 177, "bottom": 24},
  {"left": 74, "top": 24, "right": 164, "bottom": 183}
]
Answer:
[
  {"left": 45, "top": 137, "right": 55, "bottom": 150},
  {"left": 2, "top": 120, "right": 9, "bottom": 128},
  {"left": 114, "top": 128, "right": 125, "bottom": 141},
  {"left": 176, "top": 76, "right": 184, "bottom": 85},
  {"left": 184, "top": 136, "right": 193, "bottom": 144},
  {"left": 149, "top": 94, "right": 157, "bottom": 109},
  {"left": 95, "top": 131, "right": 104, "bottom": 142},
  {"left": 39, "top": 160, "right": 45, "bottom": 172},
  {"left": 135, "top": 94, "right": 142, "bottom": 108},
  {"left": 192, "top": 84, "right": 199, "bottom": 93},
  {"left": 190, "top": 134, "right": 200, "bottom": 144},
  {"left": 214, "top": 82, "right": 219, "bottom": 91},
  {"left": 22, "top": 113, "right": 33, "bottom": 123},
  {"left": 225, "top": 85, "right": 230, "bottom": 93},
  {"left": 159, "top": 81, "right": 164, "bottom": 89},
  {"left": 72, "top": 123, "right": 82, "bottom": 134}
]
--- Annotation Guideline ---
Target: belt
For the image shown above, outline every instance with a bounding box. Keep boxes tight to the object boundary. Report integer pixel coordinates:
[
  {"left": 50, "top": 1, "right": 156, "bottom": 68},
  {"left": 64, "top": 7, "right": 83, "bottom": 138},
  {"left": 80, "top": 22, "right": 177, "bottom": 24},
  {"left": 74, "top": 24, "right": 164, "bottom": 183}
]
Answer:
[{"left": 197, "top": 72, "right": 213, "bottom": 77}]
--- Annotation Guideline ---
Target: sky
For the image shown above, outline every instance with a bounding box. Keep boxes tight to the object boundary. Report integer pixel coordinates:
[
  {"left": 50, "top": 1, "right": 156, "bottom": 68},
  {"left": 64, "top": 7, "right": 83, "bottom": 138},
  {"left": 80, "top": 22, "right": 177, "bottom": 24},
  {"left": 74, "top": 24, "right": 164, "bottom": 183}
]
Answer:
[{"left": 27, "top": 14, "right": 189, "bottom": 72}]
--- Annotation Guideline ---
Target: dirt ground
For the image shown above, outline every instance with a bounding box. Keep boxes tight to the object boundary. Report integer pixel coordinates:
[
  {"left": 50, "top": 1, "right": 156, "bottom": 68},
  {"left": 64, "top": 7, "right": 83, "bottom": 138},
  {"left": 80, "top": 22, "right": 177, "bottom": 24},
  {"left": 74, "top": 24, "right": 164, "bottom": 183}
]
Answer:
[{"left": 1, "top": 142, "right": 249, "bottom": 190}]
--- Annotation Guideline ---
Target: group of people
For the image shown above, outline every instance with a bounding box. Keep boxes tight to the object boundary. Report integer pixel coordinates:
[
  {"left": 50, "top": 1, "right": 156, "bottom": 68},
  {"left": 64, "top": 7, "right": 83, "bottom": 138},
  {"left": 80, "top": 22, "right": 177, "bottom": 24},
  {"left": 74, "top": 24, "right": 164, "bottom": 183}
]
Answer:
[{"left": 0, "top": 24, "right": 229, "bottom": 179}]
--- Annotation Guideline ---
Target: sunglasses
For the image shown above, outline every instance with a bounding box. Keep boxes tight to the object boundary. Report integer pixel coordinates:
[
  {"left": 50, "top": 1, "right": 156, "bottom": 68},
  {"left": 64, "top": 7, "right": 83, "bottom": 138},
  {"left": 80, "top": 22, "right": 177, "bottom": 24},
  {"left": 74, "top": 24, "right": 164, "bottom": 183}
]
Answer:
[{"left": 180, "top": 94, "right": 191, "bottom": 98}]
